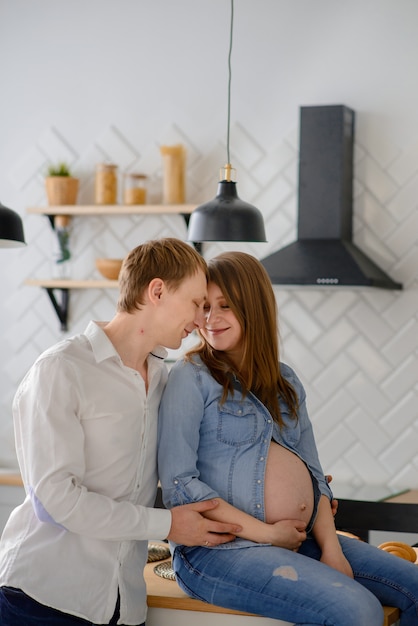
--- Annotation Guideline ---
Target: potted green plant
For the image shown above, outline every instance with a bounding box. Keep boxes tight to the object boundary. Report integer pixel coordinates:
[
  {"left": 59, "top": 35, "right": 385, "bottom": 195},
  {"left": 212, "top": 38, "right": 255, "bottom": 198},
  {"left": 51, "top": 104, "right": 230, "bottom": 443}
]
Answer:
[
  {"left": 44, "top": 163, "right": 78, "bottom": 278},
  {"left": 45, "top": 162, "right": 79, "bottom": 206}
]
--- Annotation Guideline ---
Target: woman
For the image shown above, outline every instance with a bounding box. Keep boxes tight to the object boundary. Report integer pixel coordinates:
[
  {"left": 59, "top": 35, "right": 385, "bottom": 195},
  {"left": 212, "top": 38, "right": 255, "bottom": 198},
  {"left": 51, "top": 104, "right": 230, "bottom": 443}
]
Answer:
[{"left": 158, "top": 251, "right": 418, "bottom": 626}]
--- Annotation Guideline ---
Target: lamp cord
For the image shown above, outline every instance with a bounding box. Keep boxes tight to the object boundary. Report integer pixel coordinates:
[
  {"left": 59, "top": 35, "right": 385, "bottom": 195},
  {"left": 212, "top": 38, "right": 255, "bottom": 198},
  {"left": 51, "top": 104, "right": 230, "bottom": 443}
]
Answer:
[{"left": 226, "top": 0, "right": 234, "bottom": 166}]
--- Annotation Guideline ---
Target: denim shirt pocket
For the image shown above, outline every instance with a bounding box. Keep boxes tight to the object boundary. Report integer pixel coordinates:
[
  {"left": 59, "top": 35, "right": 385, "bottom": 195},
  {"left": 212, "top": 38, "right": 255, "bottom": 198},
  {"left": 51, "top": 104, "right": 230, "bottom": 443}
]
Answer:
[{"left": 217, "top": 400, "right": 258, "bottom": 446}]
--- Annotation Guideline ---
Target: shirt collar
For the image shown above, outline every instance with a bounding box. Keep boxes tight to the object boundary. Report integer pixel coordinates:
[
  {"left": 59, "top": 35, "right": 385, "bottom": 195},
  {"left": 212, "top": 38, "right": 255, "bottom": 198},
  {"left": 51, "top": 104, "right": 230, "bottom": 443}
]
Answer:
[
  {"left": 149, "top": 346, "right": 168, "bottom": 360},
  {"left": 84, "top": 321, "right": 167, "bottom": 364}
]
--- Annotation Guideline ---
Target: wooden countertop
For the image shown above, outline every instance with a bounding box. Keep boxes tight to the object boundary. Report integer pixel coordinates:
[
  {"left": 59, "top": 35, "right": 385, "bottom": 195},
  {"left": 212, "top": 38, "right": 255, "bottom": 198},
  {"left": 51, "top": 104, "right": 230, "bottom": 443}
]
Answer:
[
  {"left": 385, "top": 489, "right": 418, "bottom": 504},
  {"left": 0, "top": 472, "right": 23, "bottom": 487}
]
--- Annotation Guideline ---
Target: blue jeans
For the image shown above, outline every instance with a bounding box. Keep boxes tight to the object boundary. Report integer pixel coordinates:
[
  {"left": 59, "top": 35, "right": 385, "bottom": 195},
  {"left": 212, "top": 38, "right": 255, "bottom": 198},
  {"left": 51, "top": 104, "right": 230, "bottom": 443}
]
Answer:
[
  {"left": 173, "top": 535, "right": 418, "bottom": 626},
  {"left": 0, "top": 586, "right": 145, "bottom": 626}
]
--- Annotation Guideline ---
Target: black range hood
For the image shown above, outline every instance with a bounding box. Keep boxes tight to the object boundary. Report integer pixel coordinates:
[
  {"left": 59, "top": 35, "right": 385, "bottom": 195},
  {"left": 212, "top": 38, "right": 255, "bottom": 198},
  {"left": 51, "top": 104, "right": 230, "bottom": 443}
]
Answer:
[{"left": 261, "top": 105, "right": 402, "bottom": 289}]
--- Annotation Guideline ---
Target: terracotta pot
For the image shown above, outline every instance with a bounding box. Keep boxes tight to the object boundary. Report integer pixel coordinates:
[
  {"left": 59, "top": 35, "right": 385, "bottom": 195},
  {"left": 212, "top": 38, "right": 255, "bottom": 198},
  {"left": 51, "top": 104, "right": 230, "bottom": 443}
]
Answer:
[{"left": 45, "top": 176, "right": 79, "bottom": 205}]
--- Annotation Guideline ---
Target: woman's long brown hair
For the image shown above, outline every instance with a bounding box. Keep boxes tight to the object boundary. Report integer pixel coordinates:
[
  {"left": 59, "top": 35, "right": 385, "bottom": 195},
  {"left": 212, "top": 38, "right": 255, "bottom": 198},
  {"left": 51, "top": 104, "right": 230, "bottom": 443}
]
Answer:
[{"left": 186, "top": 252, "right": 298, "bottom": 427}]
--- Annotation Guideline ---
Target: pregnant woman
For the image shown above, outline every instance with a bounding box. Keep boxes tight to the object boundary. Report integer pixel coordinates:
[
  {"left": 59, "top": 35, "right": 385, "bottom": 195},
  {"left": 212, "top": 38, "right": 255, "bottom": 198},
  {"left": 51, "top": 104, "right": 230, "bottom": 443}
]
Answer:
[{"left": 158, "top": 251, "right": 418, "bottom": 626}]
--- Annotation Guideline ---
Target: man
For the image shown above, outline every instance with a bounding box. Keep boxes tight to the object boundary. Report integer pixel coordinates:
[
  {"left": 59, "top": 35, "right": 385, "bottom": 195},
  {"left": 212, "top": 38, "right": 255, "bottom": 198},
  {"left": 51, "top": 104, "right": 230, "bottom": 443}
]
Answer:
[{"left": 0, "top": 238, "right": 241, "bottom": 626}]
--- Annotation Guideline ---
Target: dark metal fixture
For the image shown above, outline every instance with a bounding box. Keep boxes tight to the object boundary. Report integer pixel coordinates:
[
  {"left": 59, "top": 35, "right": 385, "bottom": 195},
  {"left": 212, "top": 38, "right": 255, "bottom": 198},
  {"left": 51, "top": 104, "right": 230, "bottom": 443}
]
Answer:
[
  {"left": 261, "top": 105, "right": 402, "bottom": 289},
  {"left": 187, "top": 0, "right": 266, "bottom": 243},
  {"left": 0, "top": 202, "right": 26, "bottom": 248}
]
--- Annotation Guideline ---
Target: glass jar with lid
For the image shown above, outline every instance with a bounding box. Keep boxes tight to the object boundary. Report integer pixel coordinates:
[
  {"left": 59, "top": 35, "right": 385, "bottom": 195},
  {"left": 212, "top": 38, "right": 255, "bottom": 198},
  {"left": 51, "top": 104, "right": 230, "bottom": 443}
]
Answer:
[
  {"left": 123, "top": 173, "right": 148, "bottom": 205},
  {"left": 95, "top": 163, "right": 118, "bottom": 204}
]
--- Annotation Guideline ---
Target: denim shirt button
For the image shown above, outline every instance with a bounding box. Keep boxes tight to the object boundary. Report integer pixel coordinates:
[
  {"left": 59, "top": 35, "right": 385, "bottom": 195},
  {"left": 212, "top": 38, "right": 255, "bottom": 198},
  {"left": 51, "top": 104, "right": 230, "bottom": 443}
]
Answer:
[
  {"left": 173, "top": 479, "right": 179, "bottom": 485},
  {"left": 260, "top": 457, "right": 264, "bottom": 461},
  {"left": 256, "top": 504, "right": 261, "bottom": 509}
]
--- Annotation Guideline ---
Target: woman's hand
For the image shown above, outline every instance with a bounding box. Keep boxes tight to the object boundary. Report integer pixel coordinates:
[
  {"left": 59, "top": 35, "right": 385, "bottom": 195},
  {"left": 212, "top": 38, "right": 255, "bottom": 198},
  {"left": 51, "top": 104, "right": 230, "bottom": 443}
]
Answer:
[
  {"left": 269, "top": 519, "right": 307, "bottom": 550},
  {"left": 320, "top": 544, "right": 354, "bottom": 578},
  {"left": 312, "top": 495, "right": 354, "bottom": 578},
  {"left": 325, "top": 474, "right": 338, "bottom": 516}
]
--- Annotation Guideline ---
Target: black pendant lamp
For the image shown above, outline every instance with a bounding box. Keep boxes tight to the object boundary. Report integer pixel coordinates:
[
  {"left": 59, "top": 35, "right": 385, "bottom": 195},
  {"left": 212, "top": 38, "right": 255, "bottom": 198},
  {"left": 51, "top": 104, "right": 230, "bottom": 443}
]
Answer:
[
  {"left": 187, "top": 0, "right": 266, "bottom": 243},
  {"left": 0, "top": 202, "right": 26, "bottom": 248}
]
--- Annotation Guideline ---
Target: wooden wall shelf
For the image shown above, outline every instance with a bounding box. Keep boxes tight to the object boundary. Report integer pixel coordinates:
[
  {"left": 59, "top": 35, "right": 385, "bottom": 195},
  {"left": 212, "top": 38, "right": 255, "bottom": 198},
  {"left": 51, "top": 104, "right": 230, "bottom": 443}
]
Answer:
[
  {"left": 26, "top": 204, "right": 197, "bottom": 330},
  {"left": 27, "top": 204, "right": 196, "bottom": 216},
  {"left": 25, "top": 279, "right": 118, "bottom": 289}
]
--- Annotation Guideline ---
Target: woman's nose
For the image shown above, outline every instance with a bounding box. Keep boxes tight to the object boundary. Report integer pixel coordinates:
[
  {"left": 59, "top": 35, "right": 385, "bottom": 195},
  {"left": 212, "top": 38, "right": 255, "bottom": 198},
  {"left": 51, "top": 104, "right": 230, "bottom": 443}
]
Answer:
[{"left": 204, "top": 306, "right": 217, "bottom": 323}]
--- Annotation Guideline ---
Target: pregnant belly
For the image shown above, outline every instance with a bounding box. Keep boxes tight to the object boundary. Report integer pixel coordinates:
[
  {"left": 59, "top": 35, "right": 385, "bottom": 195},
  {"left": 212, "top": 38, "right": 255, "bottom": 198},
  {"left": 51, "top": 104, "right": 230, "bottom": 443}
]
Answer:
[{"left": 264, "top": 440, "right": 314, "bottom": 525}]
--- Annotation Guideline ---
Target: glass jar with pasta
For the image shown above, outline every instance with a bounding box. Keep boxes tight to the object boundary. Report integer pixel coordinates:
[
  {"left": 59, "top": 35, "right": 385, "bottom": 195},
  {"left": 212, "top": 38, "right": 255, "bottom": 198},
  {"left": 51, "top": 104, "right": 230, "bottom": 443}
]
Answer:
[{"left": 123, "top": 173, "right": 148, "bottom": 205}]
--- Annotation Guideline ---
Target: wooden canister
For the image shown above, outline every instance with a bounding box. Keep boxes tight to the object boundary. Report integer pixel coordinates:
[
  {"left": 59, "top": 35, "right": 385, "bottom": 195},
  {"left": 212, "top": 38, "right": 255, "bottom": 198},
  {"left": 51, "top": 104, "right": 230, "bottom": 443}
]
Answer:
[
  {"left": 95, "top": 163, "right": 118, "bottom": 204},
  {"left": 160, "top": 145, "right": 186, "bottom": 204}
]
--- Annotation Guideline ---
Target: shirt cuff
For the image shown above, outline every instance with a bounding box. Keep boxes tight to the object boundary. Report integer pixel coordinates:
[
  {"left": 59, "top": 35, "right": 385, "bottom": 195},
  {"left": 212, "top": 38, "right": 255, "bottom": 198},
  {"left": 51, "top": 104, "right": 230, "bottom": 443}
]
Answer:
[{"left": 147, "top": 507, "right": 172, "bottom": 540}]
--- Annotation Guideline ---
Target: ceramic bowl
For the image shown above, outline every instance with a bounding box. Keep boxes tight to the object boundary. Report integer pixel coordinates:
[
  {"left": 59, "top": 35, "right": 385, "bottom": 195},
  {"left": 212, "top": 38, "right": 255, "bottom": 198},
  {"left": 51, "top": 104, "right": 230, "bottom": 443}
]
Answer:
[{"left": 95, "top": 258, "right": 123, "bottom": 280}]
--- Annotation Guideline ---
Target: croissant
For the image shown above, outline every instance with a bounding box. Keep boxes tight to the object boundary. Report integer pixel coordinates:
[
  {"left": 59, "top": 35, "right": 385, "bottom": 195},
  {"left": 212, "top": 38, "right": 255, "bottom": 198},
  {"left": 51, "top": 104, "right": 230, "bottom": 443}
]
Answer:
[{"left": 378, "top": 541, "right": 417, "bottom": 563}]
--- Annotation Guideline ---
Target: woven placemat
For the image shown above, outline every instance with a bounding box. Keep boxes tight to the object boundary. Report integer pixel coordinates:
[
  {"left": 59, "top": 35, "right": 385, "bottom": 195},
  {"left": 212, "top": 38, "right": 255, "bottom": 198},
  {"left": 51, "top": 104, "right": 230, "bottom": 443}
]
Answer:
[
  {"left": 147, "top": 542, "right": 171, "bottom": 563},
  {"left": 153, "top": 559, "right": 176, "bottom": 581}
]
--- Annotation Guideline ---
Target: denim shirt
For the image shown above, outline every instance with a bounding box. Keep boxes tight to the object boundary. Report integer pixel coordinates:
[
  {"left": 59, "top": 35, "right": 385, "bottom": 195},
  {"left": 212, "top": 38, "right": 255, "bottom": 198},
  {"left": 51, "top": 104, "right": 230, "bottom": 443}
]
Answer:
[{"left": 158, "top": 356, "right": 332, "bottom": 548}]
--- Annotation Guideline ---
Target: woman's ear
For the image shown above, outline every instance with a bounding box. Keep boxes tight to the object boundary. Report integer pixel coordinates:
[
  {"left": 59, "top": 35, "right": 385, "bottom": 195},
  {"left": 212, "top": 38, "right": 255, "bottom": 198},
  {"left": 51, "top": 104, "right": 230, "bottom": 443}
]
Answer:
[{"left": 148, "top": 278, "right": 164, "bottom": 304}]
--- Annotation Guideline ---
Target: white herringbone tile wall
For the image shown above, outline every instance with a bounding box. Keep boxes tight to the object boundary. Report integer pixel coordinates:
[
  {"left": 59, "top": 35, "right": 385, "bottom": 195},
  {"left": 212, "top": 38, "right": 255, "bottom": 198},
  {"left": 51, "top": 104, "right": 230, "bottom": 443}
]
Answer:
[{"left": 0, "top": 0, "right": 417, "bottom": 493}]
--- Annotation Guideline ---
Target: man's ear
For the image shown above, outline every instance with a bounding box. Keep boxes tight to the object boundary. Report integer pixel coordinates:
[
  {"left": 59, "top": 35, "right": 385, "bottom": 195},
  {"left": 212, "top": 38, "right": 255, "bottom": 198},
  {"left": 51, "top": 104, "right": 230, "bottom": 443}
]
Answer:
[{"left": 148, "top": 278, "right": 164, "bottom": 304}]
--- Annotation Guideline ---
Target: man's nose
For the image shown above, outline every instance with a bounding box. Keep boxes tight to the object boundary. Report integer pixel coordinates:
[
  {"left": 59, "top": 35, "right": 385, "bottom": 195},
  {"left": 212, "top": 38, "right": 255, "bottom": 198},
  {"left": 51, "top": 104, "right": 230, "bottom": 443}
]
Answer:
[{"left": 194, "top": 308, "right": 206, "bottom": 328}]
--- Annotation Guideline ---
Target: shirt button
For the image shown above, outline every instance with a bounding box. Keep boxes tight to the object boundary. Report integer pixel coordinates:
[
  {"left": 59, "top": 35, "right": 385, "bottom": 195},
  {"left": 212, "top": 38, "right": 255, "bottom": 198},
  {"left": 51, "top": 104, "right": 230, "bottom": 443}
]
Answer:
[
  {"left": 260, "top": 457, "right": 264, "bottom": 461},
  {"left": 237, "top": 409, "right": 242, "bottom": 415},
  {"left": 267, "top": 419, "right": 271, "bottom": 423},
  {"left": 173, "top": 479, "right": 179, "bottom": 485},
  {"left": 256, "top": 504, "right": 261, "bottom": 509},
  {"left": 257, "top": 479, "right": 261, "bottom": 484}
]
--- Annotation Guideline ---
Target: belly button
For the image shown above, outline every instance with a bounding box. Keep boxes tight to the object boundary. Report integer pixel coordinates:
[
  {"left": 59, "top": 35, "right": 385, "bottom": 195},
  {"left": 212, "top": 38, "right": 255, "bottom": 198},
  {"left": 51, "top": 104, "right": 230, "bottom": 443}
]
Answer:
[{"left": 300, "top": 503, "right": 307, "bottom": 511}]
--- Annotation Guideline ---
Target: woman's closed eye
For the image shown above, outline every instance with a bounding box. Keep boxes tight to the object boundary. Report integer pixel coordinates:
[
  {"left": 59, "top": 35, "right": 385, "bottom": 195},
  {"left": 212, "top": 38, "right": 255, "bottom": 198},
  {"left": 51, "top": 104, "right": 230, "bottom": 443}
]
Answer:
[{"left": 204, "top": 303, "right": 230, "bottom": 315}]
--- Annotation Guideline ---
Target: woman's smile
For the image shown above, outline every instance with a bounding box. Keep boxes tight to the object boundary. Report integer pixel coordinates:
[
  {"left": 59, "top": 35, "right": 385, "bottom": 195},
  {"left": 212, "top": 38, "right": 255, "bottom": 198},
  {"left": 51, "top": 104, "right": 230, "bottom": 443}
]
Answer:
[
  {"left": 205, "top": 326, "right": 230, "bottom": 335},
  {"left": 201, "top": 283, "right": 243, "bottom": 360}
]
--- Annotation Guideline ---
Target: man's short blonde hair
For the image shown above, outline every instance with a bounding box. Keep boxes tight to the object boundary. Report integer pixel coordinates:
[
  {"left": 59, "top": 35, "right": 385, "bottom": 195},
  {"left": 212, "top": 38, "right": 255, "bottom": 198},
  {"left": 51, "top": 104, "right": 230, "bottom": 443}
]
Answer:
[{"left": 117, "top": 238, "right": 208, "bottom": 313}]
